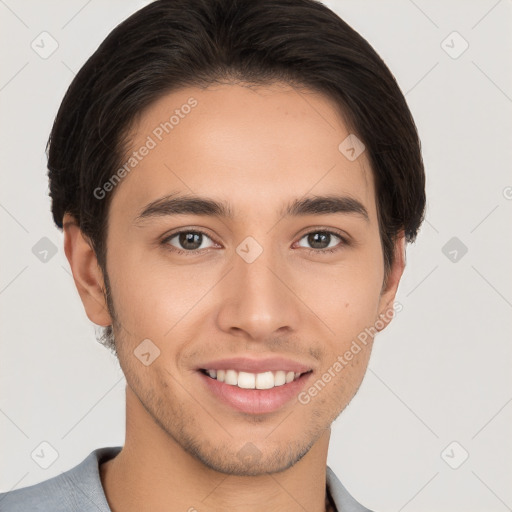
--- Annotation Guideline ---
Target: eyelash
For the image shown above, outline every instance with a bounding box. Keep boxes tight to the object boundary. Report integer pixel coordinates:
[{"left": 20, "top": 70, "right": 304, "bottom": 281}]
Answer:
[{"left": 161, "top": 228, "right": 349, "bottom": 257}]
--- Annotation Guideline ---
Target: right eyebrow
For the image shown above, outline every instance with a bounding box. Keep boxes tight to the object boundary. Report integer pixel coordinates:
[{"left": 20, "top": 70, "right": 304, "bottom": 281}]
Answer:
[
  {"left": 134, "top": 194, "right": 233, "bottom": 225},
  {"left": 133, "top": 192, "right": 369, "bottom": 225}
]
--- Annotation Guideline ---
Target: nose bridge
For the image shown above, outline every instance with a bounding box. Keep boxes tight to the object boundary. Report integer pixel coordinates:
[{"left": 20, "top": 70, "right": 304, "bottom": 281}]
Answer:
[{"left": 216, "top": 233, "right": 299, "bottom": 338}]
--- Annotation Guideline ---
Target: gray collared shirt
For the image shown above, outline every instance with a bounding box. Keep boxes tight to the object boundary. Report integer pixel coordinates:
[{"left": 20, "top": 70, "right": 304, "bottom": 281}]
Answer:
[{"left": 0, "top": 446, "right": 373, "bottom": 511}]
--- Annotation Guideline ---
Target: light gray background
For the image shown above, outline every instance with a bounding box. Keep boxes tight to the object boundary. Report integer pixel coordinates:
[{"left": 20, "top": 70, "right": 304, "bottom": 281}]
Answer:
[{"left": 1, "top": 1, "right": 511, "bottom": 511}]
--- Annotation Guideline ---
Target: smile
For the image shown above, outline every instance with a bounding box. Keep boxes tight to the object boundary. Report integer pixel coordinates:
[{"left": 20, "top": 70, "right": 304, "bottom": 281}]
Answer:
[{"left": 198, "top": 368, "right": 314, "bottom": 414}]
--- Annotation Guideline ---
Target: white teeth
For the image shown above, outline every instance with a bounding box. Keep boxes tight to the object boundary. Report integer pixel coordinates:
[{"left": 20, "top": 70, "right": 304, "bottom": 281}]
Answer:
[
  {"left": 274, "top": 370, "right": 286, "bottom": 386},
  {"left": 237, "top": 371, "right": 255, "bottom": 389},
  {"left": 204, "top": 368, "right": 306, "bottom": 389},
  {"left": 225, "top": 369, "right": 238, "bottom": 386},
  {"left": 255, "top": 371, "right": 274, "bottom": 390}
]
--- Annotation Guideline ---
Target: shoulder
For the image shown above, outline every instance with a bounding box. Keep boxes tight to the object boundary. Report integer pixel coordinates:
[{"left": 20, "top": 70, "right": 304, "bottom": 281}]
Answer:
[
  {"left": 0, "top": 446, "right": 121, "bottom": 512},
  {"left": 326, "top": 465, "right": 375, "bottom": 512}
]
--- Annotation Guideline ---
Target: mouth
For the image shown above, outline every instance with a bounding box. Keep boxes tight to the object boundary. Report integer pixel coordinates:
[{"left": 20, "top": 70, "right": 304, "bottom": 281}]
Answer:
[
  {"left": 197, "top": 368, "right": 314, "bottom": 414},
  {"left": 199, "top": 368, "right": 312, "bottom": 390}
]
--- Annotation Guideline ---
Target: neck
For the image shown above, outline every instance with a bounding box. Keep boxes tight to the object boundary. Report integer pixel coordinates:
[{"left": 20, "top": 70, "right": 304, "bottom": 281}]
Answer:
[{"left": 100, "top": 386, "right": 333, "bottom": 512}]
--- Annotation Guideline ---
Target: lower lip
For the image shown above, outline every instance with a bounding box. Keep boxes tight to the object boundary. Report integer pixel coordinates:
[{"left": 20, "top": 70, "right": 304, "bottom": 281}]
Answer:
[{"left": 198, "top": 370, "right": 313, "bottom": 415}]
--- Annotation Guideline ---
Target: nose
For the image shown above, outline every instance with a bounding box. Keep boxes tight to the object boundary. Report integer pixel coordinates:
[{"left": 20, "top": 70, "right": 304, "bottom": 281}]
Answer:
[{"left": 215, "top": 243, "right": 301, "bottom": 341}]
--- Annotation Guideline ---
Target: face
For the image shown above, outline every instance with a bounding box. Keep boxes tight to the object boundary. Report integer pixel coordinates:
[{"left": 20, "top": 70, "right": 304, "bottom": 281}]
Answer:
[{"left": 71, "top": 82, "right": 404, "bottom": 476}]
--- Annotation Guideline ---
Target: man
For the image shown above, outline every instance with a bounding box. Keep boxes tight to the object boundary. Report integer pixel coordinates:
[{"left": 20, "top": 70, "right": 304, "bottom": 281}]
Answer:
[{"left": 0, "top": 0, "right": 425, "bottom": 510}]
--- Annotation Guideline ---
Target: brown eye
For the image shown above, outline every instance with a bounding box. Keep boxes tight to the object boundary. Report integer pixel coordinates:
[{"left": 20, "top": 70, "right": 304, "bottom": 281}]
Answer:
[
  {"left": 296, "top": 230, "right": 348, "bottom": 254},
  {"left": 162, "top": 230, "right": 216, "bottom": 254}
]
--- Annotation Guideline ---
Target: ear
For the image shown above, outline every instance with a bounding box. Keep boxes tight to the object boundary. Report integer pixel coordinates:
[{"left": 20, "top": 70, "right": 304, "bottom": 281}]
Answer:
[
  {"left": 63, "top": 213, "right": 112, "bottom": 327},
  {"left": 375, "top": 231, "right": 406, "bottom": 332}
]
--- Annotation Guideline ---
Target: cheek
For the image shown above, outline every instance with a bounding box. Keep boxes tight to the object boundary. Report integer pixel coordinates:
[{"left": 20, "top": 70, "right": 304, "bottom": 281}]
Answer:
[
  {"left": 298, "top": 255, "right": 383, "bottom": 337},
  {"left": 108, "top": 249, "right": 214, "bottom": 337},
  {"left": 322, "top": 281, "right": 381, "bottom": 349}
]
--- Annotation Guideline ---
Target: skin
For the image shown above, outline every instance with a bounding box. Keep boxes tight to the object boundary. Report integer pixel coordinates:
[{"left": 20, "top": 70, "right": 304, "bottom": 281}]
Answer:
[{"left": 63, "top": 82, "right": 405, "bottom": 512}]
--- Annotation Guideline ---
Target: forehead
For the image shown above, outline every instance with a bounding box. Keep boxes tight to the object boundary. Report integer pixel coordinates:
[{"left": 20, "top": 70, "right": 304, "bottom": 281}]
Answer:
[{"left": 109, "top": 82, "right": 376, "bottom": 223}]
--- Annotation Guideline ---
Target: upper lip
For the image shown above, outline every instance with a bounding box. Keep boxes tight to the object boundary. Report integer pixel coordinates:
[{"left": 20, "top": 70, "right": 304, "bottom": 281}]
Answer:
[{"left": 197, "top": 356, "right": 314, "bottom": 374}]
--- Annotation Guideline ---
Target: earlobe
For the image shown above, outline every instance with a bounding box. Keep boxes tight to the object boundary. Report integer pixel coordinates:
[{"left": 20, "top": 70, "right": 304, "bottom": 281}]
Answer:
[
  {"left": 376, "top": 231, "right": 406, "bottom": 332},
  {"left": 63, "top": 213, "right": 112, "bottom": 327}
]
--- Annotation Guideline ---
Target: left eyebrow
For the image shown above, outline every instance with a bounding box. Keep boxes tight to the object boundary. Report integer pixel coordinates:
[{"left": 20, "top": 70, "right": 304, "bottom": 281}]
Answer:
[
  {"left": 281, "top": 195, "right": 369, "bottom": 222},
  {"left": 133, "top": 192, "right": 369, "bottom": 225}
]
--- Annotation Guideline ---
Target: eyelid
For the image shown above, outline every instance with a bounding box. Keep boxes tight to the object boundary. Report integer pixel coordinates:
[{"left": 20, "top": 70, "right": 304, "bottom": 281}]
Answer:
[
  {"left": 294, "top": 228, "right": 350, "bottom": 254},
  {"left": 161, "top": 227, "right": 219, "bottom": 250},
  {"left": 296, "top": 225, "right": 350, "bottom": 242},
  {"left": 161, "top": 226, "right": 351, "bottom": 255}
]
